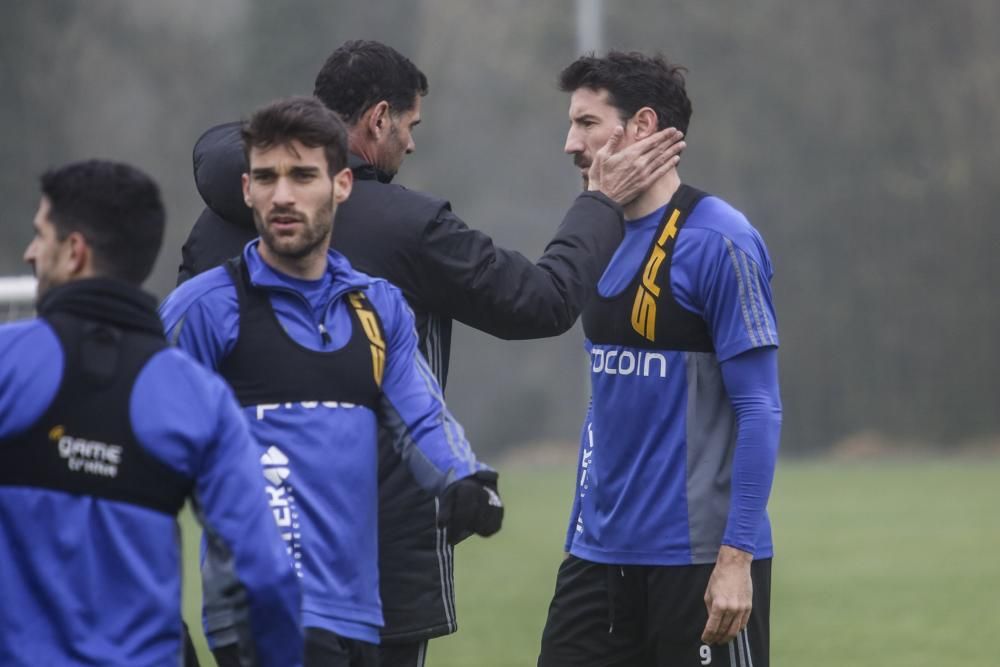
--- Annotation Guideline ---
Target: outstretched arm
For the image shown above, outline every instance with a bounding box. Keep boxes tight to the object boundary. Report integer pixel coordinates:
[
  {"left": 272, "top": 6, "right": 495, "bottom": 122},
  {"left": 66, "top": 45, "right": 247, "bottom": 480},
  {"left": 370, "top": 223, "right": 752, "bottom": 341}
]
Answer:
[{"left": 416, "top": 129, "right": 685, "bottom": 339}]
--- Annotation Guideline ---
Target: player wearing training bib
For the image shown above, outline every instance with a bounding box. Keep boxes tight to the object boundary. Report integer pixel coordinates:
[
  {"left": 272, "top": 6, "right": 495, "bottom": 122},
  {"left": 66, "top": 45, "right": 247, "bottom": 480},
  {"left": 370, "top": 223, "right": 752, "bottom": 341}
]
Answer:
[
  {"left": 175, "top": 40, "right": 684, "bottom": 667},
  {"left": 0, "top": 160, "right": 300, "bottom": 667},
  {"left": 570, "top": 187, "right": 778, "bottom": 565},
  {"left": 539, "top": 52, "right": 782, "bottom": 667},
  {"left": 161, "top": 98, "right": 502, "bottom": 667}
]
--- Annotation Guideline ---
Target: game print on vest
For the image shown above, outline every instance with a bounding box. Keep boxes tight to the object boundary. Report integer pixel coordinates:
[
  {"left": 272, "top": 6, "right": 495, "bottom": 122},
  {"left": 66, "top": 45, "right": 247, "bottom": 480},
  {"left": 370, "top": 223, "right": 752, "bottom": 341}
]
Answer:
[{"left": 0, "top": 313, "right": 190, "bottom": 515}]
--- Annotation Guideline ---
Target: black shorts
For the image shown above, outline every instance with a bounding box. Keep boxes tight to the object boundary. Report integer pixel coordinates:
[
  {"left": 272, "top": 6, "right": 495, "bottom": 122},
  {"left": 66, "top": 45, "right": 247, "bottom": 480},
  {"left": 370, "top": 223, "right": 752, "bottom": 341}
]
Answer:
[
  {"left": 538, "top": 555, "right": 771, "bottom": 667},
  {"left": 212, "top": 627, "right": 379, "bottom": 667},
  {"left": 377, "top": 639, "right": 428, "bottom": 667}
]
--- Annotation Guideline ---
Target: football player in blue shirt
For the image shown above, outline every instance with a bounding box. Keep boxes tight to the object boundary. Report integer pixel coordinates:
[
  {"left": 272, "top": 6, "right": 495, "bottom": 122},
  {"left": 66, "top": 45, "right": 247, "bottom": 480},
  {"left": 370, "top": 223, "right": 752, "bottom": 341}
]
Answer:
[
  {"left": 0, "top": 159, "right": 301, "bottom": 666},
  {"left": 160, "top": 97, "right": 502, "bottom": 667},
  {"left": 538, "top": 52, "right": 782, "bottom": 667}
]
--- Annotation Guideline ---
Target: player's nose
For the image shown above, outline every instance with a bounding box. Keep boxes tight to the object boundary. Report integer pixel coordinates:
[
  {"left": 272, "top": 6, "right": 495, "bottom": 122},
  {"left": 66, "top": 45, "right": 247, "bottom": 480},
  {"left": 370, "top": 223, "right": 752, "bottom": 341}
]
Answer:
[
  {"left": 272, "top": 176, "right": 295, "bottom": 204},
  {"left": 564, "top": 128, "right": 584, "bottom": 155}
]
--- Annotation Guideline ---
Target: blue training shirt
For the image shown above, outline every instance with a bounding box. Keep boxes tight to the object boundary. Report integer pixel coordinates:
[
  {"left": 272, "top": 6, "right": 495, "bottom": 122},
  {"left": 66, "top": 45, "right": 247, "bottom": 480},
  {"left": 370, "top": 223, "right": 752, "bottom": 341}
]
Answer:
[
  {"left": 0, "top": 315, "right": 301, "bottom": 667},
  {"left": 567, "top": 192, "right": 782, "bottom": 566},
  {"left": 160, "top": 241, "right": 488, "bottom": 645}
]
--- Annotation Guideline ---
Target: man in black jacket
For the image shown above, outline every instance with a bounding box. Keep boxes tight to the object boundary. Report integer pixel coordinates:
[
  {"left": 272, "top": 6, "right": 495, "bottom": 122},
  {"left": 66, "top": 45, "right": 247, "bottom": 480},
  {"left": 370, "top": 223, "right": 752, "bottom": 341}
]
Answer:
[{"left": 178, "top": 40, "right": 684, "bottom": 667}]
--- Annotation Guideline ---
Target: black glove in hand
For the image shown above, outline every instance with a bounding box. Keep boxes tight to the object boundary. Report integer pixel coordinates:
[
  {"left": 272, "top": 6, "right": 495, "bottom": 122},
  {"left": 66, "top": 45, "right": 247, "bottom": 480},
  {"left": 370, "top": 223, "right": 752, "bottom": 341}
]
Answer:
[{"left": 438, "top": 471, "right": 504, "bottom": 546}]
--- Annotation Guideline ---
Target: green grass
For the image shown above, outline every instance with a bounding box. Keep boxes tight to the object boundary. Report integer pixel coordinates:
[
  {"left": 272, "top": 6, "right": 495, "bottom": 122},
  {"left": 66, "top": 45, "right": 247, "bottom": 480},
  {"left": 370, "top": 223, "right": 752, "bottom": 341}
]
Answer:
[{"left": 183, "top": 459, "right": 1000, "bottom": 666}]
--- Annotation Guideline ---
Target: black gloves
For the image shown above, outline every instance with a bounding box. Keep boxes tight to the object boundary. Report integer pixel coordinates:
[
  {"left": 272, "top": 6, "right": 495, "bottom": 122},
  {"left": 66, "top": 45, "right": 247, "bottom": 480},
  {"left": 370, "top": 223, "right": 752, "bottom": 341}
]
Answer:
[{"left": 438, "top": 470, "right": 504, "bottom": 545}]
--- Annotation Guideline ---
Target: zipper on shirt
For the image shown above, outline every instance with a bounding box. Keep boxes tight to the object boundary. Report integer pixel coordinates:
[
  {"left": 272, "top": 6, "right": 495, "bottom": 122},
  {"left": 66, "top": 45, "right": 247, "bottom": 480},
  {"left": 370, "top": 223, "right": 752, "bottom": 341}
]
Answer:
[{"left": 253, "top": 277, "right": 359, "bottom": 348}]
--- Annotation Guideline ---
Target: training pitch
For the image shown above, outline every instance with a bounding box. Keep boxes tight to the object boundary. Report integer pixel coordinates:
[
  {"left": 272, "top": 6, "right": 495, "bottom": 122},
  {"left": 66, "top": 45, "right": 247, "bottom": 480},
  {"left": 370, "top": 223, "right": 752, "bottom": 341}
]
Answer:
[{"left": 182, "top": 458, "right": 999, "bottom": 666}]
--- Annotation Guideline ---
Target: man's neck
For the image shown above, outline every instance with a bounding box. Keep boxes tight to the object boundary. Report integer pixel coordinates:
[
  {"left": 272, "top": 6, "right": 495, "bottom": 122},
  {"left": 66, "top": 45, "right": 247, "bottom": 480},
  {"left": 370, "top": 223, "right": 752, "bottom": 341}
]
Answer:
[
  {"left": 348, "top": 130, "right": 378, "bottom": 168},
  {"left": 258, "top": 244, "right": 328, "bottom": 281},
  {"left": 623, "top": 170, "right": 681, "bottom": 221}
]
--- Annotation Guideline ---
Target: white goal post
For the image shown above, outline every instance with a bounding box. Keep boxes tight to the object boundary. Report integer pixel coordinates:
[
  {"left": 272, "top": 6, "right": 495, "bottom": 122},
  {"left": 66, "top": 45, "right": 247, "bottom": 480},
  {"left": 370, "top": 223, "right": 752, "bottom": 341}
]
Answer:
[{"left": 0, "top": 275, "right": 37, "bottom": 322}]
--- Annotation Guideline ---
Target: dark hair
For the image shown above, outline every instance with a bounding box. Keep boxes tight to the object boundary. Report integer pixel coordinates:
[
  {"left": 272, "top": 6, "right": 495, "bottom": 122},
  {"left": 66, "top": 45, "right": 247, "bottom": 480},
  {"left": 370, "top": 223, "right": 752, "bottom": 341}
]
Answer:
[
  {"left": 313, "top": 40, "right": 428, "bottom": 124},
  {"left": 241, "top": 96, "right": 349, "bottom": 173},
  {"left": 559, "top": 51, "right": 692, "bottom": 135},
  {"left": 39, "top": 159, "right": 165, "bottom": 285}
]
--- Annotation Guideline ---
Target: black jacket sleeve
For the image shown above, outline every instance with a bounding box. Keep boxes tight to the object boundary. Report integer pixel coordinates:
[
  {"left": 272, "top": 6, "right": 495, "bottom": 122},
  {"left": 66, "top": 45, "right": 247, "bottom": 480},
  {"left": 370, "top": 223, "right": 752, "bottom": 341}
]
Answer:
[{"left": 415, "top": 191, "right": 624, "bottom": 340}]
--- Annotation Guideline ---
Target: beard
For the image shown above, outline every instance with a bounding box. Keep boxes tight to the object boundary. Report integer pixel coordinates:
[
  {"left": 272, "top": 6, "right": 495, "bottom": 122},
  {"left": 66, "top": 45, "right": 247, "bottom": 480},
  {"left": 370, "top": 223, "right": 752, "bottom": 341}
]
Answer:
[
  {"left": 377, "top": 124, "right": 409, "bottom": 177},
  {"left": 32, "top": 273, "right": 55, "bottom": 303},
  {"left": 573, "top": 154, "right": 591, "bottom": 190},
  {"left": 253, "top": 198, "right": 334, "bottom": 260}
]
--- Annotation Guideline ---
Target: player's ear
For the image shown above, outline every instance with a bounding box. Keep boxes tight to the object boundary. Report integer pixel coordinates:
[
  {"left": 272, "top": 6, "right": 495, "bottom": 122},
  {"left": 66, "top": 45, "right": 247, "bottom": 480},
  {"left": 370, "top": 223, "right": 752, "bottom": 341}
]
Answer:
[
  {"left": 241, "top": 173, "right": 252, "bottom": 207},
  {"left": 333, "top": 166, "right": 353, "bottom": 204},
  {"left": 64, "top": 231, "right": 91, "bottom": 277},
  {"left": 631, "top": 107, "right": 658, "bottom": 140}
]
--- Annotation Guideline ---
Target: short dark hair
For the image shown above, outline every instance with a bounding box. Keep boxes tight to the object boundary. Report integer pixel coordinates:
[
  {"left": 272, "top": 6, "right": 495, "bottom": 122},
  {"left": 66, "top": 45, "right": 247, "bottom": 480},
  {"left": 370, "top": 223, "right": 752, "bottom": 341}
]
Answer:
[
  {"left": 40, "top": 160, "right": 165, "bottom": 285},
  {"left": 559, "top": 51, "right": 692, "bottom": 135},
  {"left": 313, "top": 40, "right": 428, "bottom": 125},
  {"left": 241, "top": 96, "right": 349, "bottom": 174}
]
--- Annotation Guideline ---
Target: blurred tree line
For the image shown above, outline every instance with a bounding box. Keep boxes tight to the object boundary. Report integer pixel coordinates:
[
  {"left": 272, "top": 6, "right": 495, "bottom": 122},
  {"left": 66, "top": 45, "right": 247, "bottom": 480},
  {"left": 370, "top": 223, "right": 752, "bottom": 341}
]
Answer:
[{"left": 2, "top": 0, "right": 997, "bottom": 456}]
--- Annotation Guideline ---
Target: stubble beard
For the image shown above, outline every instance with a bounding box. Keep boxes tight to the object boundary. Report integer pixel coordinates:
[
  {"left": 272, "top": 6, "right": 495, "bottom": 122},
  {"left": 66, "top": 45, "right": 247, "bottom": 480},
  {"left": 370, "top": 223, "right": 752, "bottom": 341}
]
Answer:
[
  {"left": 574, "top": 154, "right": 591, "bottom": 191},
  {"left": 379, "top": 123, "right": 407, "bottom": 177},
  {"left": 33, "top": 274, "right": 54, "bottom": 303},
  {"left": 253, "top": 199, "right": 335, "bottom": 261}
]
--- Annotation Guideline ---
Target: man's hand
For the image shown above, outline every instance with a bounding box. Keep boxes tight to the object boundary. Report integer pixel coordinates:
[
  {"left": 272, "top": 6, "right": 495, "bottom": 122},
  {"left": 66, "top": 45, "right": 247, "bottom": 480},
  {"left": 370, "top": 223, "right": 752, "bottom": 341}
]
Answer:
[
  {"left": 701, "top": 545, "right": 753, "bottom": 645},
  {"left": 437, "top": 471, "right": 504, "bottom": 545},
  {"left": 588, "top": 126, "right": 685, "bottom": 206}
]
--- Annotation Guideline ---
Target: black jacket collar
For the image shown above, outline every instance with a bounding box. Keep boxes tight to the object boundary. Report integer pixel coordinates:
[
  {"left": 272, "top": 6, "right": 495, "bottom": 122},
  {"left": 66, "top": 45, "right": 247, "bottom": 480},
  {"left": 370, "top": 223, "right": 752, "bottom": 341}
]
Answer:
[
  {"left": 38, "top": 278, "right": 164, "bottom": 338},
  {"left": 348, "top": 153, "right": 394, "bottom": 184},
  {"left": 191, "top": 120, "right": 397, "bottom": 233}
]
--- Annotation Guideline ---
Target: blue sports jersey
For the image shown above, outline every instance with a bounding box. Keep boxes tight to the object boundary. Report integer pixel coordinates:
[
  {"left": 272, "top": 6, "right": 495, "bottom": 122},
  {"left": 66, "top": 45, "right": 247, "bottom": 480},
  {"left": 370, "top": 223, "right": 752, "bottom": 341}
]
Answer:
[
  {"left": 0, "top": 288, "right": 301, "bottom": 667},
  {"left": 160, "top": 241, "right": 488, "bottom": 645},
  {"left": 567, "top": 189, "right": 781, "bottom": 566}
]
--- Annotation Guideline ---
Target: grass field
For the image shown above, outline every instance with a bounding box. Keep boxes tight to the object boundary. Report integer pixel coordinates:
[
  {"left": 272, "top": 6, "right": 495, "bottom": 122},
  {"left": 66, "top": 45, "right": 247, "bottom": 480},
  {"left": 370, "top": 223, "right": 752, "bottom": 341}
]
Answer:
[{"left": 182, "top": 458, "right": 1000, "bottom": 666}]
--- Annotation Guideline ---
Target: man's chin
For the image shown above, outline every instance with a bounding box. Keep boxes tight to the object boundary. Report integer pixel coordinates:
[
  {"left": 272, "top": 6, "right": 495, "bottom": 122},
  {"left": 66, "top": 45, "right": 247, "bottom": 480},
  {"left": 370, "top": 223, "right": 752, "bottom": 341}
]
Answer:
[
  {"left": 270, "top": 241, "right": 313, "bottom": 260},
  {"left": 265, "top": 234, "right": 329, "bottom": 261}
]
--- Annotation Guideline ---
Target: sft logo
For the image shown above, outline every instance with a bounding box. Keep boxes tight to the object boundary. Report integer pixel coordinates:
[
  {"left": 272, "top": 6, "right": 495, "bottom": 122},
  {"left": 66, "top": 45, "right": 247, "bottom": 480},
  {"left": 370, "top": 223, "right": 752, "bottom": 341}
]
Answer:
[{"left": 631, "top": 208, "right": 681, "bottom": 341}]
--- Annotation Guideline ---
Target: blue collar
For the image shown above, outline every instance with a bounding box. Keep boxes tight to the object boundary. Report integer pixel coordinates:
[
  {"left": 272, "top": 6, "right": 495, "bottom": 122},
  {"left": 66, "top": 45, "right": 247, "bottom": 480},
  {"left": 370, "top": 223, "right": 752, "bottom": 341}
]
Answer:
[{"left": 241, "top": 239, "right": 369, "bottom": 294}]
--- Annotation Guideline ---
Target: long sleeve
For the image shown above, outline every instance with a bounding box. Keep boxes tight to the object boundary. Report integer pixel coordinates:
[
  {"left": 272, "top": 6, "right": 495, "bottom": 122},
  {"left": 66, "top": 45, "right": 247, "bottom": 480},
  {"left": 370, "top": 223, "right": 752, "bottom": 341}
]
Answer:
[
  {"left": 373, "top": 283, "right": 489, "bottom": 495},
  {"left": 0, "top": 320, "right": 62, "bottom": 438},
  {"left": 130, "top": 358, "right": 303, "bottom": 666},
  {"left": 718, "top": 347, "right": 782, "bottom": 552},
  {"left": 670, "top": 200, "right": 781, "bottom": 554},
  {"left": 158, "top": 274, "right": 239, "bottom": 369},
  {"left": 415, "top": 192, "right": 624, "bottom": 340}
]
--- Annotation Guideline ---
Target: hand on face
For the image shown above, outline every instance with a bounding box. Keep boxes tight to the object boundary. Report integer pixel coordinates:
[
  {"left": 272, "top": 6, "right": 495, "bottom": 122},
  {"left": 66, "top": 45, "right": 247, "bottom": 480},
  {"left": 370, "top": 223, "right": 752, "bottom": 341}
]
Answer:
[
  {"left": 564, "top": 87, "right": 685, "bottom": 206},
  {"left": 586, "top": 126, "right": 685, "bottom": 206}
]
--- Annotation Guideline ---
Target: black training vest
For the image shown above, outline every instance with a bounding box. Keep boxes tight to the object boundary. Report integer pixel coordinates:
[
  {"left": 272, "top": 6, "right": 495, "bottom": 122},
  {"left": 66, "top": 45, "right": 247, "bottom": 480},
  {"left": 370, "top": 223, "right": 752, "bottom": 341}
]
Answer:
[
  {"left": 582, "top": 184, "right": 715, "bottom": 352},
  {"left": 0, "top": 313, "right": 191, "bottom": 515},
  {"left": 218, "top": 257, "right": 384, "bottom": 409}
]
